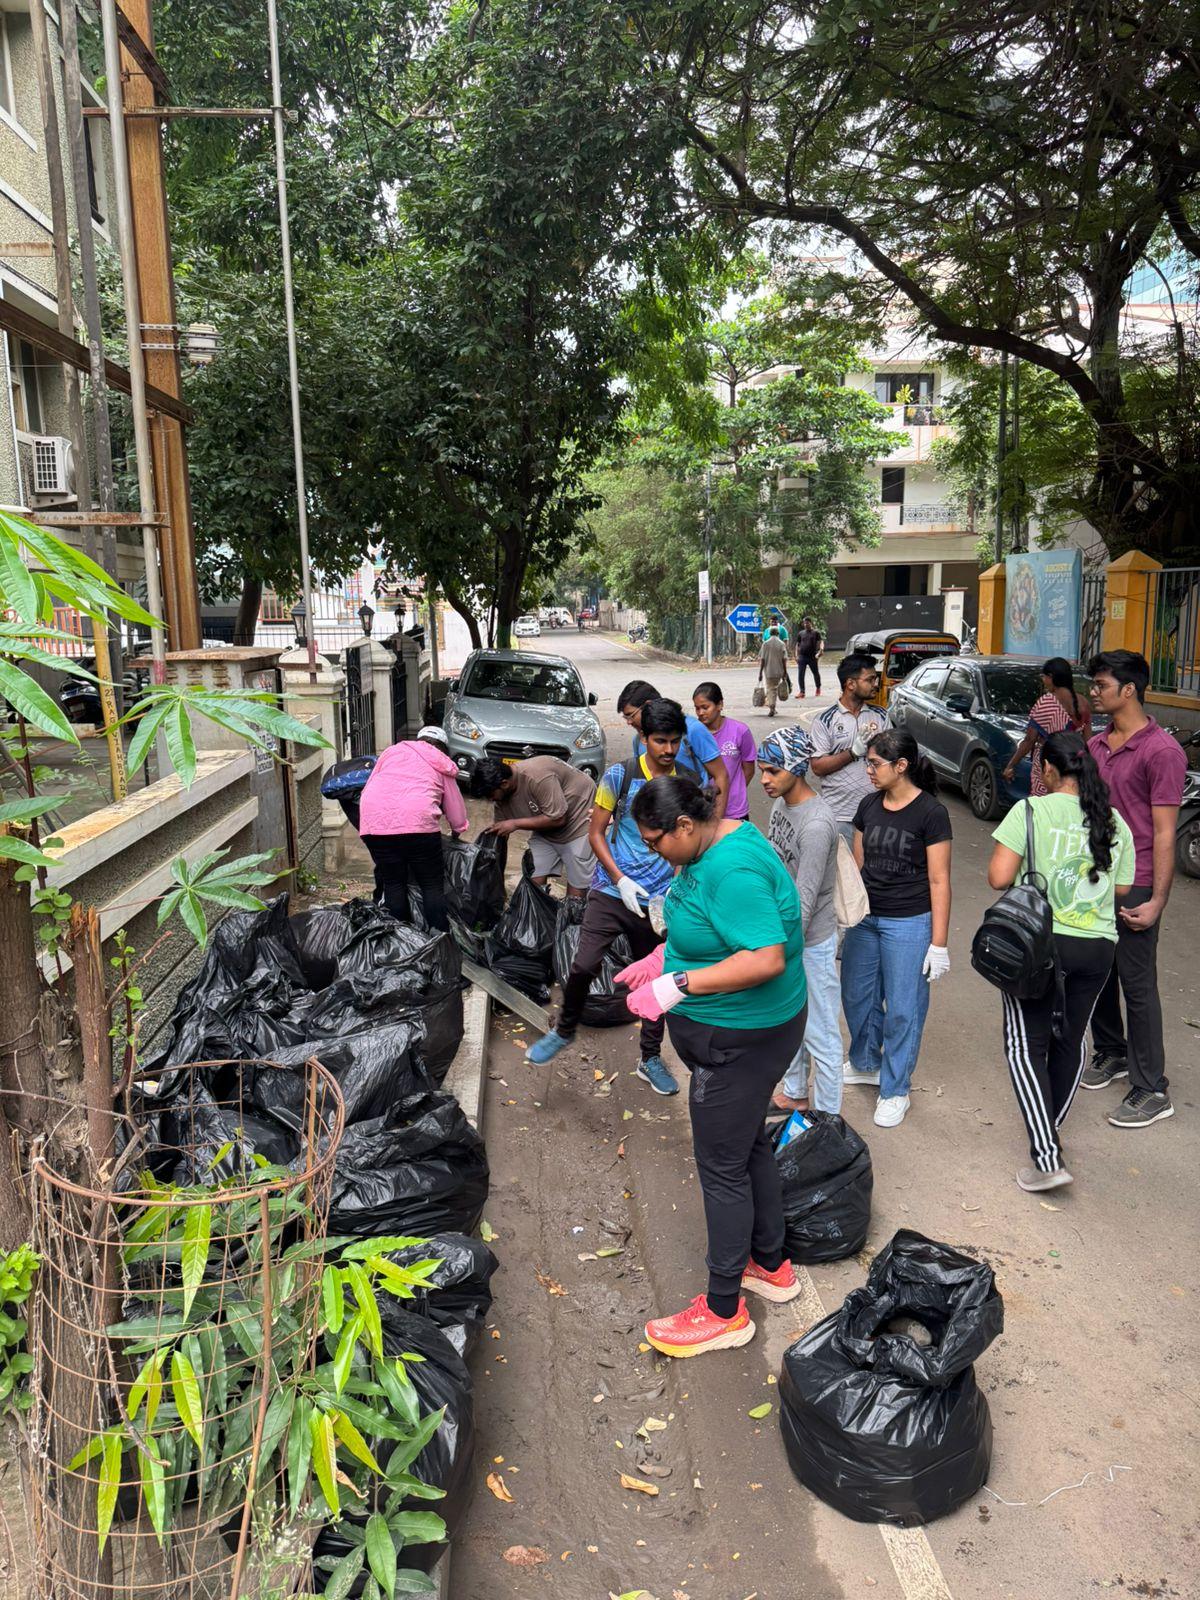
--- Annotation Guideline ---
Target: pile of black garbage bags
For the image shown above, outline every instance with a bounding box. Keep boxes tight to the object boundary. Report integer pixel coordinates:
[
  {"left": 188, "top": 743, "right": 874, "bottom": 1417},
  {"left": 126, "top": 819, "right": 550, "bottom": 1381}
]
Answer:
[
  {"left": 780, "top": 1229, "right": 1004, "bottom": 1526},
  {"left": 138, "top": 894, "right": 498, "bottom": 1575}
]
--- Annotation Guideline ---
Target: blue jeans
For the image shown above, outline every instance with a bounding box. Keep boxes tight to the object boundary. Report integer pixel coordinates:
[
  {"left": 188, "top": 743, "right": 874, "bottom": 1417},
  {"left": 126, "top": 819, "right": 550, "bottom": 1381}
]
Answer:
[
  {"left": 841, "top": 912, "right": 932, "bottom": 1097},
  {"left": 783, "top": 935, "right": 844, "bottom": 1112}
]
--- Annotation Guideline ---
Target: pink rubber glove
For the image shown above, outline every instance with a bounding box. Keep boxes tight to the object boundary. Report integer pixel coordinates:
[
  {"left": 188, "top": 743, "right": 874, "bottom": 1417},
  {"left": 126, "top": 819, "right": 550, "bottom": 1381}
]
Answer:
[
  {"left": 625, "top": 974, "right": 686, "bottom": 1022},
  {"left": 615, "top": 945, "right": 666, "bottom": 991}
]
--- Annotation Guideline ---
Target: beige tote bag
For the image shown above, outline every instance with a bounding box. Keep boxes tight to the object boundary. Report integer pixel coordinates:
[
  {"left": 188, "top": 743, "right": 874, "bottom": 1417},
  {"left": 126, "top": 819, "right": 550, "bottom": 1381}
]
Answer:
[{"left": 834, "top": 836, "right": 869, "bottom": 929}]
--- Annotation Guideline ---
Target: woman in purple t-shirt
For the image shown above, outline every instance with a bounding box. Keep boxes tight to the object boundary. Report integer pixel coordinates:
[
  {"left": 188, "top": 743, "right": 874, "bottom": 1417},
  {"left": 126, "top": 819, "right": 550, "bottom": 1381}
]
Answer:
[{"left": 693, "top": 682, "right": 758, "bottom": 820}]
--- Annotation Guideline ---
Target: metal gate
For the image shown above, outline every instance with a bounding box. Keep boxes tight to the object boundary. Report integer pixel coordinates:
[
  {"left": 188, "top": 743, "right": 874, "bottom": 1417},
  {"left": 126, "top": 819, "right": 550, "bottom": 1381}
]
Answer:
[
  {"left": 343, "top": 642, "right": 376, "bottom": 757},
  {"left": 1079, "top": 570, "right": 1107, "bottom": 664},
  {"left": 390, "top": 653, "right": 409, "bottom": 742}
]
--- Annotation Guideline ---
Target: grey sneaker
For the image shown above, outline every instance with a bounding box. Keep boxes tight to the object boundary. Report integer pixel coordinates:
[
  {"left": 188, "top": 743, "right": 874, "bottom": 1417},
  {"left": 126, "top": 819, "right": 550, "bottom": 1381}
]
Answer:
[
  {"left": 1017, "top": 1166, "right": 1073, "bottom": 1192},
  {"left": 1080, "top": 1053, "right": 1128, "bottom": 1091},
  {"left": 1108, "top": 1088, "right": 1174, "bottom": 1128}
]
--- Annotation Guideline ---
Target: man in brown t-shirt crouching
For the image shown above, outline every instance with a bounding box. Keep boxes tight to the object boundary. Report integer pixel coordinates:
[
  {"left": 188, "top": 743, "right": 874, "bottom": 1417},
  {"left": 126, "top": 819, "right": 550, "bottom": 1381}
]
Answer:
[{"left": 475, "top": 755, "right": 598, "bottom": 896}]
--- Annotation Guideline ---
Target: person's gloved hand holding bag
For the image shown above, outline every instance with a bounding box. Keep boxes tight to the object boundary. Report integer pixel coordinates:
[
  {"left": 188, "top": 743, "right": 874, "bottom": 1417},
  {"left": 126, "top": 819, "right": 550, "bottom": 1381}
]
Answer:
[
  {"left": 922, "top": 945, "right": 950, "bottom": 982},
  {"left": 616, "top": 945, "right": 665, "bottom": 991},
  {"left": 616, "top": 875, "right": 649, "bottom": 917},
  {"left": 625, "top": 974, "right": 687, "bottom": 1021}
]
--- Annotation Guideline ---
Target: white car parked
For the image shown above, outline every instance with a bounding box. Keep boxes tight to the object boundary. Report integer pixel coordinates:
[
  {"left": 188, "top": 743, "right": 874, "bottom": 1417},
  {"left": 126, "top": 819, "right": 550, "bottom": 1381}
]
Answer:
[{"left": 514, "top": 615, "right": 542, "bottom": 638}]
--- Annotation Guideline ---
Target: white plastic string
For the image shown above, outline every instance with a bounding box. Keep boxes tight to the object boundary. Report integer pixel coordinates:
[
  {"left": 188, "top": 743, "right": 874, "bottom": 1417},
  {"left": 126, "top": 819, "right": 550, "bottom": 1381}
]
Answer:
[{"left": 982, "top": 1463, "right": 1132, "bottom": 1509}]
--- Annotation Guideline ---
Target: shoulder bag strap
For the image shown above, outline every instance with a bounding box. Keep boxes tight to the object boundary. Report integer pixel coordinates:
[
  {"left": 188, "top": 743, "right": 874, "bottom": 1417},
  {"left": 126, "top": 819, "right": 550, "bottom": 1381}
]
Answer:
[{"left": 1024, "top": 796, "right": 1068, "bottom": 1038}]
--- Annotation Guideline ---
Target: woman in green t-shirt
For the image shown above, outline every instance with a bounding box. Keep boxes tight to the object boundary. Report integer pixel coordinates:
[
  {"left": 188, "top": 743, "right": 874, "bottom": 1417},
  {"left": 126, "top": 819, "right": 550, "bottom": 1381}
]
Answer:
[
  {"left": 615, "top": 776, "right": 808, "bottom": 1359},
  {"left": 987, "top": 732, "right": 1134, "bottom": 1194}
]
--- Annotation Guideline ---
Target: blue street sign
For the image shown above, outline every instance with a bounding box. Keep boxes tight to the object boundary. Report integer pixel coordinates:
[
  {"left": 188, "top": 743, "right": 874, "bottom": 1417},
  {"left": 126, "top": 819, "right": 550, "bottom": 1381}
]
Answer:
[
  {"left": 765, "top": 605, "right": 788, "bottom": 623},
  {"left": 726, "top": 603, "right": 762, "bottom": 634}
]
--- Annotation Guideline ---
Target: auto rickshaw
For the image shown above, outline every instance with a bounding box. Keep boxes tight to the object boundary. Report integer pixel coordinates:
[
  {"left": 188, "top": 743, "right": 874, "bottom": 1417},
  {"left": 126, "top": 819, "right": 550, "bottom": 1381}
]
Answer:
[{"left": 844, "top": 628, "right": 961, "bottom": 709}]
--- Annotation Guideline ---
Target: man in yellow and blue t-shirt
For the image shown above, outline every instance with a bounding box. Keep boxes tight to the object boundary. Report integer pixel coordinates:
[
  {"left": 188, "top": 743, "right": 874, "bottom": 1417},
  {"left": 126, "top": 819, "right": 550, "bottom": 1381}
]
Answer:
[{"left": 526, "top": 699, "right": 686, "bottom": 1095}]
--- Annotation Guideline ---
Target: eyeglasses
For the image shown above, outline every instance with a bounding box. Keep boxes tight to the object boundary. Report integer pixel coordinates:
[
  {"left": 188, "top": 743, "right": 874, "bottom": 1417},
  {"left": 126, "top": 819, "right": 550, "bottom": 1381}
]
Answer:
[
  {"left": 641, "top": 829, "right": 678, "bottom": 856},
  {"left": 865, "top": 757, "right": 894, "bottom": 771}
]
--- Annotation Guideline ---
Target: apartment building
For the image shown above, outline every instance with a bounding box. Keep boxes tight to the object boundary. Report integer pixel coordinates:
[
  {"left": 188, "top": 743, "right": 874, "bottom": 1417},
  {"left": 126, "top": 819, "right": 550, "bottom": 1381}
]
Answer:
[{"left": 0, "top": 1, "right": 151, "bottom": 613}]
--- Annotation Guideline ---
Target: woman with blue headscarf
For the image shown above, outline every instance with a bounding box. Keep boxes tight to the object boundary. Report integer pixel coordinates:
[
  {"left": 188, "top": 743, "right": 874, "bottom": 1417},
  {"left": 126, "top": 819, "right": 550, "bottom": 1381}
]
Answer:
[{"left": 758, "top": 727, "right": 844, "bottom": 1114}]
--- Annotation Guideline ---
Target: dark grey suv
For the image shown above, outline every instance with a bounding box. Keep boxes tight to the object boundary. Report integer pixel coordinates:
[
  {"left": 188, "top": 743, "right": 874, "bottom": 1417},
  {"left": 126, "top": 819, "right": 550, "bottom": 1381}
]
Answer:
[{"left": 888, "top": 655, "right": 1095, "bottom": 819}]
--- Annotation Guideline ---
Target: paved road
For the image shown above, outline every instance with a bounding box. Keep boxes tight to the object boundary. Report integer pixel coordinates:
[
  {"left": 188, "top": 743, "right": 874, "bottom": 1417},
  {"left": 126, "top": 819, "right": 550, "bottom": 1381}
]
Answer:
[{"left": 452, "top": 630, "right": 1199, "bottom": 1600}]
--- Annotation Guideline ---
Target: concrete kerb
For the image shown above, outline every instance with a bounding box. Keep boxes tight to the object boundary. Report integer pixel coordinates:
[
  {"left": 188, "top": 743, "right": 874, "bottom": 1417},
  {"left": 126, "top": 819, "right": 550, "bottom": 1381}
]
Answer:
[{"left": 433, "top": 974, "right": 491, "bottom": 1599}]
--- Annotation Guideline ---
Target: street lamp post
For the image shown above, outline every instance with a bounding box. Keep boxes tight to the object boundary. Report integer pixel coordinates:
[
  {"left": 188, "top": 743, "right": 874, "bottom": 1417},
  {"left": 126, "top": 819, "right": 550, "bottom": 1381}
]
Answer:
[
  {"left": 291, "top": 599, "right": 308, "bottom": 646},
  {"left": 358, "top": 602, "right": 375, "bottom": 637}
]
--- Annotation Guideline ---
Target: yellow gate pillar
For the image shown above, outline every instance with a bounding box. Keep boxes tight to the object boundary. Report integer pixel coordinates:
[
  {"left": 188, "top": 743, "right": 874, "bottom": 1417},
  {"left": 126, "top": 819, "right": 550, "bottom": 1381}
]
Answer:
[
  {"left": 1101, "top": 551, "right": 1161, "bottom": 655},
  {"left": 977, "top": 564, "right": 1006, "bottom": 654}
]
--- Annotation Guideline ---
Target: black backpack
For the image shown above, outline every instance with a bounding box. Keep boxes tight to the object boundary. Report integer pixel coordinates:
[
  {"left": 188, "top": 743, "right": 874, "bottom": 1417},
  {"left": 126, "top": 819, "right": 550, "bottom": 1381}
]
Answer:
[{"left": 971, "top": 801, "right": 1062, "bottom": 1014}]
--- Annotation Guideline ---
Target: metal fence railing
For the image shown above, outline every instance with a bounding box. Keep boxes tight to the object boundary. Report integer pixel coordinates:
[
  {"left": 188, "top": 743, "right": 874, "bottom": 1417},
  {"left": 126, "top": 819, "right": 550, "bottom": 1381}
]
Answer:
[{"left": 1144, "top": 566, "right": 1200, "bottom": 696}]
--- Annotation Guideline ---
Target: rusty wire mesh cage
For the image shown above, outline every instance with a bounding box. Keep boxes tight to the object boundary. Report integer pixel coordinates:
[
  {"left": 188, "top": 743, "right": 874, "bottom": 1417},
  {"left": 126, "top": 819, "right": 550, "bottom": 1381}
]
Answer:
[{"left": 28, "top": 1058, "right": 345, "bottom": 1600}]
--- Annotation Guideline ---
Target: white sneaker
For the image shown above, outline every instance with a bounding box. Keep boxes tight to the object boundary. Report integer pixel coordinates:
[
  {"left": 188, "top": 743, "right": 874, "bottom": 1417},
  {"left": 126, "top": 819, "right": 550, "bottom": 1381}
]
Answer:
[
  {"left": 843, "top": 1060, "right": 881, "bottom": 1087},
  {"left": 874, "top": 1095, "right": 910, "bottom": 1127}
]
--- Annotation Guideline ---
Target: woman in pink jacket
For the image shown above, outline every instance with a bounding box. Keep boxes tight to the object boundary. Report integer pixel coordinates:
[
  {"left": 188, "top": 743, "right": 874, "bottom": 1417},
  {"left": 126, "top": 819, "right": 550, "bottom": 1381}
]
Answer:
[{"left": 358, "top": 726, "right": 468, "bottom": 930}]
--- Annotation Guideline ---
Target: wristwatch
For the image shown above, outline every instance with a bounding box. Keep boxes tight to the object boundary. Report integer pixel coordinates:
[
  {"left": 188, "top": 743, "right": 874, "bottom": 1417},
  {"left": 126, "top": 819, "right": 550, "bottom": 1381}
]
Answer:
[{"left": 673, "top": 972, "right": 690, "bottom": 993}]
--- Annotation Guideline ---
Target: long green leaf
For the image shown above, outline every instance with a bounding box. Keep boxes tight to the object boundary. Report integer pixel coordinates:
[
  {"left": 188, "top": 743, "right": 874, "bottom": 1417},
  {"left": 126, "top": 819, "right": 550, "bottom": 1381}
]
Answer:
[
  {"left": 366, "top": 1512, "right": 398, "bottom": 1599},
  {"left": 391, "top": 1571, "right": 437, "bottom": 1594},
  {"left": 331, "top": 1408, "right": 382, "bottom": 1474},
  {"left": 384, "top": 1407, "right": 445, "bottom": 1474},
  {"left": 323, "top": 1546, "right": 365, "bottom": 1600},
  {"left": 332, "top": 1311, "right": 362, "bottom": 1395},
  {"left": 376, "top": 1357, "right": 419, "bottom": 1428},
  {"left": 386, "top": 1511, "right": 446, "bottom": 1547},
  {"left": 66, "top": 1433, "right": 105, "bottom": 1472},
  {"left": 322, "top": 1265, "right": 345, "bottom": 1333},
  {"left": 127, "top": 1351, "right": 165, "bottom": 1427},
  {"left": 180, "top": 1204, "right": 211, "bottom": 1318},
  {"left": 345, "top": 1263, "right": 382, "bottom": 1357},
  {"left": 0, "top": 835, "right": 60, "bottom": 868},
  {"left": 163, "top": 701, "right": 197, "bottom": 787},
  {"left": 287, "top": 1396, "right": 314, "bottom": 1515},
  {"left": 138, "top": 1445, "right": 168, "bottom": 1544},
  {"left": 125, "top": 701, "right": 171, "bottom": 775},
  {"left": 0, "top": 533, "right": 40, "bottom": 623},
  {"left": 311, "top": 1410, "right": 340, "bottom": 1516},
  {"left": 0, "top": 658, "right": 79, "bottom": 744},
  {"left": 170, "top": 1350, "right": 204, "bottom": 1449},
  {"left": 340, "top": 1237, "right": 429, "bottom": 1260},
  {"left": 96, "top": 1429, "right": 123, "bottom": 1554},
  {"left": 0, "top": 796, "right": 62, "bottom": 824}
]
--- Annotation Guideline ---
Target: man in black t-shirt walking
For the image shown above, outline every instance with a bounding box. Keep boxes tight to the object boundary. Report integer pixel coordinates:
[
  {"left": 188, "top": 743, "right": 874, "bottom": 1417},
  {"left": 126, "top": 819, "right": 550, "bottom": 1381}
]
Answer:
[{"left": 794, "top": 617, "right": 824, "bottom": 699}]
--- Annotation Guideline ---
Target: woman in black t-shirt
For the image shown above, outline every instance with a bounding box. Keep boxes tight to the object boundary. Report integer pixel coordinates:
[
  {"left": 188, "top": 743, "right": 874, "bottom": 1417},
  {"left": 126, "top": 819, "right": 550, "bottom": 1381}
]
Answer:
[{"left": 842, "top": 728, "right": 953, "bottom": 1128}]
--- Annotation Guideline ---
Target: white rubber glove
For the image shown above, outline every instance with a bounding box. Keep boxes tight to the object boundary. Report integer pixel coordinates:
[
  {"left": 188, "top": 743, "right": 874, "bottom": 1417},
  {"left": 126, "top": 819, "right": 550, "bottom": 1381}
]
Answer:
[
  {"left": 616, "top": 875, "right": 649, "bottom": 917},
  {"left": 851, "top": 733, "right": 870, "bottom": 759},
  {"left": 922, "top": 945, "right": 950, "bottom": 982}
]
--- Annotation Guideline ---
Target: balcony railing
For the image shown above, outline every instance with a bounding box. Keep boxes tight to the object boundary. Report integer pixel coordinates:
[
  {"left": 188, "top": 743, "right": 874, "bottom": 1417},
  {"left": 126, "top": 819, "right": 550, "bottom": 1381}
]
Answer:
[
  {"left": 901, "top": 403, "right": 945, "bottom": 425},
  {"left": 879, "top": 502, "right": 963, "bottom": 532}
]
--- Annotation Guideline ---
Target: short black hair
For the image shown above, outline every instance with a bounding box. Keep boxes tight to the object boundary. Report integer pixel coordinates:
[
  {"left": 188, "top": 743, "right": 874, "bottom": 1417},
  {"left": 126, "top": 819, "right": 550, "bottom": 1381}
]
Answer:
[
  {"left": 617, "top": 679, "right": 659, "bottom": 713},
  {"left": 837, "top": 651, "right": 878, "bottom": 687},
  {"left": 1088, "top": 649, "right": 1150, "bottom": 704},
  {"left": 693, "top": 680, "right": 723, "bottom": 705},
  {"left": 640, "top": 697, "right": 687, "bottom": 739},
  {"left": 473, "top": 757, "right": 512, "bottom": 796}
]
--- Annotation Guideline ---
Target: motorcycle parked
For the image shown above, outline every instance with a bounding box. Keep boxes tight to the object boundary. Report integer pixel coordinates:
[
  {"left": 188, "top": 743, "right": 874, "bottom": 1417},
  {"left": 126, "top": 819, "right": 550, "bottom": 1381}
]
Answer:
[
  {"left": 1172, "top": 729, "right": 1200, "bottom": 878},
  {"left": 58, "top": 651, "right": 150, "bottom": 726},
  {"left": 627, "top": 623, "right": 648, "bottom": 644}
]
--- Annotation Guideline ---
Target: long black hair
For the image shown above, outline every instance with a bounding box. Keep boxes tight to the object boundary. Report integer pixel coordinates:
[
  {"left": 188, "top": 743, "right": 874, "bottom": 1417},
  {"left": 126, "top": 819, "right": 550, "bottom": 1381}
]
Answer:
[
  {"left": 1041, "top": 730, "right": 1115, "bottom": 879},
  {"left": 867, "top": 727, "right": 938, "bottom": 794},
  {"left": 1042, "top": 657, "right": 1089, "bottom": 725},
  {"left": 630, "top": 774, "right": 715, "bottom": 831},
  {"left": 693, "top": 681, "right": 723, "bottom": 706}
]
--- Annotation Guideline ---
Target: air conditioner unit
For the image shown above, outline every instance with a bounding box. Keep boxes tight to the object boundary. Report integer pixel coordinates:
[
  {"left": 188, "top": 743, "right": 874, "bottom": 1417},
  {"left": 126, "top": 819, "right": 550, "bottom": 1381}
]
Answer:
[{"left": 31, "top": 435, "right": 74, "bottom": 496}]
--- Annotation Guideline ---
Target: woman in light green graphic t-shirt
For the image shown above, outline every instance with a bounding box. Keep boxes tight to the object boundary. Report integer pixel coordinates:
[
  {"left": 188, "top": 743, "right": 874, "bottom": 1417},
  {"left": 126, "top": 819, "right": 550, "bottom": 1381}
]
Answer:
[{"left": 986, "top": 732, "right": 1134, "bottom": 1196}]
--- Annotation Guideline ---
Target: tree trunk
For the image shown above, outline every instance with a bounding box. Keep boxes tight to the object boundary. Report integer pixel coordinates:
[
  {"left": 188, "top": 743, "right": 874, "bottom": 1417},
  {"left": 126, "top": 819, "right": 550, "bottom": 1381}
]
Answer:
[
  {"left": 442, "top": 580, "right": 482, "bottom": 651},
  {"left": 232, "top": 574, "right": 264, "bottom": 646}
]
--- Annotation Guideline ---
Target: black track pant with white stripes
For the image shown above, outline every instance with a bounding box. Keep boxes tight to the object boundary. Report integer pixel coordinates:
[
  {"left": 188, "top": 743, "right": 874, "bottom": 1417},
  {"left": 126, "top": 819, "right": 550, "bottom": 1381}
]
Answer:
[{"left": 1001, "top": 934, "right": 1115, "bottom": 1174}]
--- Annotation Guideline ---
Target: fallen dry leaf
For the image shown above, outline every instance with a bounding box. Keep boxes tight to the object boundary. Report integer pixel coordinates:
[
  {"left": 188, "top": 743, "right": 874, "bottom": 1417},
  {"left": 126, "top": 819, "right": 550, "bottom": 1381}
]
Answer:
[
  {"left": 674, "top": 1591, "right": 692, "bottom": 1600},
  {"left": 596, "top": 1246, "right": 625, "bottom": 1258},
  {"left": 618, "top": 1472, "right": 660, "bottom": 1497},
  {"left": 616, "top": 1140, "right": 626, "bottom": 1159},
  {"left": 503, "top": 1546, "right": 548, "bottom": 1567},
  {"left": 1039, "top": 1201, "right": 1061, "bottom": 1212},
  {"left": 961, "top": 1203, "right": 982, "bottom": 1212},
  {"left": 594, "top": 1069, "right": 606, "bottom": 1081},
  {"left": 535, "top": 1269, "right": 568, "bottom": 1297},
  {"left": 561, "top": 1551, "right": 571, "bottom": 1561},
  {"left": 486, "top": 1472, "right": 514, "bottom": 1503},
  {"left": 638, "top": 1341, "right": 651, "bottom": 1353},
  {"left": 642, "top": 1416, "right": 668, "bottom": 1432},
  {"left": 578, "top": 1252, "right": 598, "bottom": 1262}
]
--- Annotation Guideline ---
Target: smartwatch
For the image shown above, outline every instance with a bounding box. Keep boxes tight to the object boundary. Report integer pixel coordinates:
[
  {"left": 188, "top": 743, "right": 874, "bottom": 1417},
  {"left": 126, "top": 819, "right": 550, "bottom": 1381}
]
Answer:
[{"left": 673, "top": 971, "right": 690, "bottom": 994}]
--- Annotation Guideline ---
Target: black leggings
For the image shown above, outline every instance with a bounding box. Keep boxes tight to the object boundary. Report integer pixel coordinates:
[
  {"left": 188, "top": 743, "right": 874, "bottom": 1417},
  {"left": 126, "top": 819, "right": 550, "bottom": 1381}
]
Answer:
[
  {"left": 1001, "top": 933, "right": 1114, "bottom": 1173},
  {"left": 362, "top": 832, "right": 450, "bottom": 931},
  {"left": 795, "top": 654, "right": 821, "bottom": 693},
  {"left": 667, "top": 1007, "right": 807, "bottom": 1316},
  {"left": 558, "top": 892, "right": 666, "bottom": 1059}
]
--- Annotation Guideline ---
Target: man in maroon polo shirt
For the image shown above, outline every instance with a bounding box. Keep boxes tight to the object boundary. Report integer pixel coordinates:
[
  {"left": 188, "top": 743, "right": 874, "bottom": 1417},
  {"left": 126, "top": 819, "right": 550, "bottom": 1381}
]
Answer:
[{"left": 1082, "top": 650, "right": 1186, "bottom": 1127}]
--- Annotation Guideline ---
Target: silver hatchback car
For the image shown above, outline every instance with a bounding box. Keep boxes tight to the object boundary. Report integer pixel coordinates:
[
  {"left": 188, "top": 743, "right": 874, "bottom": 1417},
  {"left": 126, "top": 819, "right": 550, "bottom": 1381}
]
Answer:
[{"left": 442, "top": 649, "right": 606, "bottom": 781}]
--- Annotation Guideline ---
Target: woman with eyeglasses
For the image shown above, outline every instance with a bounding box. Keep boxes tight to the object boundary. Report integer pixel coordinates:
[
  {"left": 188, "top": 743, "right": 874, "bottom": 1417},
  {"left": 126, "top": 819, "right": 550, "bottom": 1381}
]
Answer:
[
  {"left": 614, "top": 775, "right": 807, "bottom": 1359},
  {"left": 841, "top": 728, "right": 953, "bottom": 1128}
]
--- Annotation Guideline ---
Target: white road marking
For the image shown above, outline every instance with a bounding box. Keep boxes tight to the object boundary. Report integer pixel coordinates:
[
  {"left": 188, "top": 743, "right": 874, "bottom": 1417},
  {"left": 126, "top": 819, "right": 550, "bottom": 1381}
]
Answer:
[{"left": 789, "top": 1265, "right": 956, "bottom": 1600}]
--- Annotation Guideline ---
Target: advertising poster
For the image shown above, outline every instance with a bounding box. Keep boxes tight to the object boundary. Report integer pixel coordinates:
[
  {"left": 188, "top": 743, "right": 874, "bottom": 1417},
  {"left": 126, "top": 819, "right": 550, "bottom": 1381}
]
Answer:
[{"left": 1004, "top": 549, "right": 1083, "bottom": 659}]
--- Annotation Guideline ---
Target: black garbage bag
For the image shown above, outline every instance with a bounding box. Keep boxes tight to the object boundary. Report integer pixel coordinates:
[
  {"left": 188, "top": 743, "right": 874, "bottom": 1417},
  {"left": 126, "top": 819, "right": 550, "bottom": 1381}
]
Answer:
[
  {"left": 328, "top": 1091, "right": 489, "bottom": 1240},
  {"left": 145, "top": 897, "right": 312, "bottom": 1072},
  {"left": 772, "top": 1112, "right": 873, "bottom": 1263},
  {"left": 312, "top": 1308, "right": 473, "bottom": 1584},
  {"left": 296, "top": 899, "right": 462, "bottom": 997},
  {"left": 244, "top": 1024, "right": 433, "bottom": 1128},
  {"left": 441, "top": 835, "right": 505, "bottom": 930},
  {"left": 385, "top": 1233, "right": 499, "bottom": 1356},
  {"left": 484, "top": 864, "right": 559, "bottom": 1000},
  {"left": 780, "top": 1229, "right": 1003, "bottom": 1526},
  {"left": 304, "top": 972, "right": 464, "bottom": 1085},
  {"left": 551, "top": 895, "right": 633, "bottom": 1026}
]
